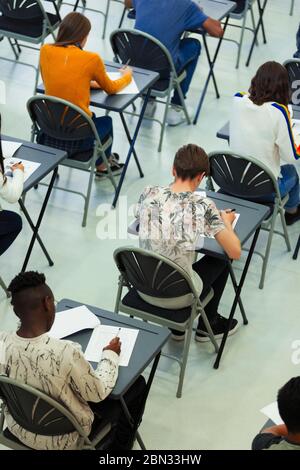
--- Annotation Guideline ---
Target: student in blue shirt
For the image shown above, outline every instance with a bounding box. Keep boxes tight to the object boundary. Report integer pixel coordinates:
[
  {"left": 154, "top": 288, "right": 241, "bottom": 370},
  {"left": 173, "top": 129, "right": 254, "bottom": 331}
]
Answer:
[{"left": 124, "top": 0, "right": 223, "bottom": 125}]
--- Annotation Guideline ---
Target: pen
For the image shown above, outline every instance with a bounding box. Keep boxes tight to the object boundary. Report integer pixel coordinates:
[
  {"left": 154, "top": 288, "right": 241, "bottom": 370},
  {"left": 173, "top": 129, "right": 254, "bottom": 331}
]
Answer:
[
  {"left": 116, "top": 327, "right": 121, "bottom": 338},
  {"left": 227, "top": 208, "right": 236, "bottom": 213}
]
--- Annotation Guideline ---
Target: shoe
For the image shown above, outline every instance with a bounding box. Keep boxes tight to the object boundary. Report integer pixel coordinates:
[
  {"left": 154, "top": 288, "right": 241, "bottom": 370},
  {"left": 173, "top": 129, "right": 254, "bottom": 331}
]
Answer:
[
  {"left": 95, "top": 159, "right": 124, "bottom": 178},
  {"left": 108, "top": 152, "right": 120, "bottom": 162},
  {"left": 166, "top": 106, "right": 186, "bottom": 126},
  {"left": 195, "top": 314, "right": 239, "bottom": 343},
  {"left": 141, "top": 98, "right": 157, "bottom": 118},
  {"left": 284, "top": 205, "right": 300, "bottom": 225},
  {"left": 170, "top": 331, "right": 185, "bottom": 341}
]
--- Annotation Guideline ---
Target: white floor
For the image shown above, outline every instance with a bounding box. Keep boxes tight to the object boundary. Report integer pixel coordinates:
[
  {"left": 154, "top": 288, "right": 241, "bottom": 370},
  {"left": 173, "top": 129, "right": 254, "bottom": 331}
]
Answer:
[{"left": 1, "top": 0, "right": 300, "bottom": 450}]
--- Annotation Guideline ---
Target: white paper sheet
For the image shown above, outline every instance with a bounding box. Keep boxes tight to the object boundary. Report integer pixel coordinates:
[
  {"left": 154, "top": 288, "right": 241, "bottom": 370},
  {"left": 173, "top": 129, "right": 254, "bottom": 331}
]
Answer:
[
  {"left": 2, "top": 141, "right": 22, "bottom": 159},
  {"left": 106, "top": 72, "right": 139, "bottom": 95},
  {"left": 49, "top": 305, "right": 101, "bottom": 339},
  {"left": 292, "top": 119, "right": 300, "bottom": 146},
  {"left": 4, "top": 157, "right": 41, "bottom": 183},
  {"left": 84, "top": 325, "right": 139, "bottom": 366},
  {"left": 260, "top": 402, "right": 283, "bottom": 425}
]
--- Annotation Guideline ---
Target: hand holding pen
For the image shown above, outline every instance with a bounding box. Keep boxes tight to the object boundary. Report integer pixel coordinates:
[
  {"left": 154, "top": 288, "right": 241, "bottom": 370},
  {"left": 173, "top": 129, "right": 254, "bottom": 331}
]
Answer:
[
  {"left": 103, "top": 328, "right": 122, "bottom": 355},
  {"left": 12, "top": 161, "right": 24, "bottom": 172},
  {"left": 220, "top": 208, "right": 236, "bottom": 225}
]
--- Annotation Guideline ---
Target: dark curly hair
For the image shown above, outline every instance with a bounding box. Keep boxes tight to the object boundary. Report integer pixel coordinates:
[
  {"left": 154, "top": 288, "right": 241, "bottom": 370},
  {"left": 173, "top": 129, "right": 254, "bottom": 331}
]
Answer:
[
  {"left": 249, "top": 61, "right": 290, "bottom": 106},
  {"left": 278, "top": 377, "right": 300, "bottom": 434},
  {"left": 174, "top": 144, "right": 210, "bottom": 181},
  {"left": 8, "top": 271, "right": 46, "bottom": 297}
]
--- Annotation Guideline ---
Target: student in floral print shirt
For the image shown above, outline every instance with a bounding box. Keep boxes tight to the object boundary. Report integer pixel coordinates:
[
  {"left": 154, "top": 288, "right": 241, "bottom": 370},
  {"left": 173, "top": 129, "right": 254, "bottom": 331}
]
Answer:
[{"left": 135, "top": 144, "right": 241, "bottom": 341}]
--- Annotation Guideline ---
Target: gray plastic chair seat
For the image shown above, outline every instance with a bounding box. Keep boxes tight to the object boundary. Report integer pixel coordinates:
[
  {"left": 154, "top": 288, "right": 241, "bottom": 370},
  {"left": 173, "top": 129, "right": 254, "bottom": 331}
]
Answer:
[
  {"left": 230, "top": 0, "right": 248, "bottom": 17},
  {"left": 0, "top": 13, "right": 59, "bottom": 39}
]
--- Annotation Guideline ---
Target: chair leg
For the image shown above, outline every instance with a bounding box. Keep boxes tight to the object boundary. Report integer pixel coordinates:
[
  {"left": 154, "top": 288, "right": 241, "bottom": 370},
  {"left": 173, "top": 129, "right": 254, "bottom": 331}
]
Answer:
[
  {"left": 176, "top": 322, "right": 193, "bottom": 398},
  {"left": 259, "top": 211, "right": 277, "bottom": 289},
  {"left": 118, "top": 6, "right": 127, "bottom": 28},
  {"left": 278, "top": 206, "right": 291, "bottom": 252},
  {"left": 158, "top": 83, "right": 172, "bottom": 153},
  {"left": 200, "top": 311, "right": 219, "bottom": 353},
  {"left": 235, "top": 8, "right": 248, "bottom": 68},
  {"left": 0, "top": 276, "right": 10, "bottom": 298},
  {"left": 82, "top": 158, "right": 96, "bottom": 227},
  {"left": 176, "top": 81, "right": 191, "bottom": 125},
  {"left": 114, "top": 278, "right": 123, "bottom": 313},
  {"left": 290, "top": 0, "right": 295, "bottom": 15},
  {"left": 293, "top": 234, "right": 300, "bottom": 260},
  {"left": 249, "top": 5, "right": 259, "bottom": 46},
  {"left": 102, "top": 0, "right": 111, "bottom": 40}
]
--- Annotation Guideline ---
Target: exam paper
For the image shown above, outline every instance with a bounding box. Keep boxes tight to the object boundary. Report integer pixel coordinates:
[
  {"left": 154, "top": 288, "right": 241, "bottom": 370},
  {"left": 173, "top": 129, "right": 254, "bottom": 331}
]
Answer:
[
  {"left": 2, "top": 141, "right": 22, "bottom": 159},
  {"left": 49, "top": 305, "right": 101, "bottom": 339},
  {"left": 260, "top": 402, "right": 283, "bottom": 426},
  {"left": 107, "top": 72, "right": 139, "bottom": 95},
  {"left": 292, "top": 118, "right": 300, "bottom": 146},
  {"left": 4, "top": 157, "right": 40, "bottom": 183},
  {"left": 84, "top": 325, "right": 139, "bottom": 366}
]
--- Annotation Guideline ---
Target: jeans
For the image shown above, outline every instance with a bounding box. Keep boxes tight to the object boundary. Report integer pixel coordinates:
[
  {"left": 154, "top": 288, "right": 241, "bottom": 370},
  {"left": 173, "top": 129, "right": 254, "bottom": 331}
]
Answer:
[
  {"left": 89, "top": 376, "right": 146, "bottom": 450},
  {"left": 0, "top": 210, "right": 22, "bottom": 257},
  {"left": 172, "top": 38, "right": 201, "bottom": 106},
  {"left": 81, "top": 115, "right": 113, "bottom": 166},
  {"left": 253, "top": 164, "right": 300, "bottom": 210}
]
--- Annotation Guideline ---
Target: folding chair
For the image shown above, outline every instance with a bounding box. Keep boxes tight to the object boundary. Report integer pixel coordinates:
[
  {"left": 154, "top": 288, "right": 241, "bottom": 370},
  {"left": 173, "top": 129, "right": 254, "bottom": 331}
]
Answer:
[
  {"left": 0, "top": 375, "right": 113, "bottom": 450},
  {"left": 290, "top": 0, "right": 295, "bottom": 15},
  {"left": 207, "top": 151, "right": 291, "bottom": 289},
  {"left": 283, "top": 59, "right": 300, "bottom": 112},
  {"left": 114, "top": 247, "right": 219, "bottom": 398},
  {"left": 110, "top": 28, "right": 191, "bottom": 152},
  {"left": 0, "top": 0, "right": 61, "bottom": 93},
  {"left": 118, "top": 6, "right": 136, "bottom": 28},
  {"left": 27, "top": 95, "right": 117, "bottom": 227}
]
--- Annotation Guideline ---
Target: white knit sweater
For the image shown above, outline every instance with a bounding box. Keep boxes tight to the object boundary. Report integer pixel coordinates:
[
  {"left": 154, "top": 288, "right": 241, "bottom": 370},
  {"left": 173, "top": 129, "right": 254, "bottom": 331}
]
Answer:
[{"left": 0, "top": 169, "right": 24, "bottom": 207}]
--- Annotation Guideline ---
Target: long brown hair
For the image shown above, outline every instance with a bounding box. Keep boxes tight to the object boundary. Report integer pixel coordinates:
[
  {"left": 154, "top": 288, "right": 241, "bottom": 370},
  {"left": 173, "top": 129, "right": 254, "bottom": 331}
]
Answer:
[
  {"left": 55, "top": 12, "right": 91, "bottom": 46},
  {"left": 249, "top": 61, "right": 290, "bottom": 106}
]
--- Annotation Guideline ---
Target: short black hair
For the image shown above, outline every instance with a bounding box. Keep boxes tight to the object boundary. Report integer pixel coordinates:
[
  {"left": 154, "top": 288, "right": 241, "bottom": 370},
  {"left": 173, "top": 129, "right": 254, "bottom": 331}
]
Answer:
[
  {"left": 278, "top": 377, "right": 300, "bottom": 433},
  {"left": 8, "top": 271, "right": 46, "bottom": 297},
  {"left": 174, "top": 144, "right": 210, "bottom": 181}
]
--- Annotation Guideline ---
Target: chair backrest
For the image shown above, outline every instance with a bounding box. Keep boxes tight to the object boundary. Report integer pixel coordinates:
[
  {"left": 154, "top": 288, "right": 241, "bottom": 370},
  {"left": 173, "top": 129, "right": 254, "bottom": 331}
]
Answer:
[
  {"left": 0, "top": 0, "right": 45, "bottom": 19},
  {"left": 283, "top": 59, "right": 300, "bottom": 108},
  {"left": 110, "top": 29, "right": 175, "bottom": 81},
  {"left": 208, "top": 151, "right": 280, "bottom": 200},
  {"left": 114, "top": 247, "right": 198, "bottom": 300},
  {"left": 230, "top": 0, "right": 251, "bottom": 17},
  {"left": 27, "top": 95, "right": 99, "bottom": 155},
  {"left": 0, "top": 375, "right": 82, "bottom": 437}
]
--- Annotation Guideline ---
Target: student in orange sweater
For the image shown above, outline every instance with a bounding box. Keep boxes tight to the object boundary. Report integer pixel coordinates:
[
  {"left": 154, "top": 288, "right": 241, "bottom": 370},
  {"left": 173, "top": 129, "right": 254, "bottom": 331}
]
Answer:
[{"left": 40, "top": 12, "right": 132, "bottom": 176}]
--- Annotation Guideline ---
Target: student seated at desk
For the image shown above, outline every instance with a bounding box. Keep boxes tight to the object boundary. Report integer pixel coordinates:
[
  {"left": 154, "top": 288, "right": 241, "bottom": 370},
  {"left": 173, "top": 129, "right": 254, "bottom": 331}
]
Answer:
[
  {"left": 230, "top": 61, "right": 300, "bottom": 225},
  {"left": 0, "top": 117, "right": 23, "bottom": 257},
  {"left": 135, "top": 144, "right": 241, "bottom": 341},
  {"left": 252, "top": 376, "right": 300, "bottom": 450},
  {"left": 40, "top": 12, "right": 132, "bottom": 177},
  {"left": 124, "top": 0, "right": 223, "bottom": 125},
  {"left": 0, "top": 271, "right": 146, "bottom": 450}
]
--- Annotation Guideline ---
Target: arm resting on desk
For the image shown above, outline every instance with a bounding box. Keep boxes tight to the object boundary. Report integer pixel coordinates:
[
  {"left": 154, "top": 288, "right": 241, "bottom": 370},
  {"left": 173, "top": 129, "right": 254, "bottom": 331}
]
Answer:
[
  {"left": 124, "top": 0, "right": 132, "bottom": 7},
  {"left": 215, "top": 212, "right": 241, "bottom": 260},
  {"left": 92, "top": 55, "right": 132, "bottom": 95},
  {"left": 203, "top": 18, "right": 224, "bottom": 38},
  {"left": 0, "top": 170, "right": 24, "bottom": 203},
  {"left": 261, "top": 424, "right": 288, "bottom": 436}
]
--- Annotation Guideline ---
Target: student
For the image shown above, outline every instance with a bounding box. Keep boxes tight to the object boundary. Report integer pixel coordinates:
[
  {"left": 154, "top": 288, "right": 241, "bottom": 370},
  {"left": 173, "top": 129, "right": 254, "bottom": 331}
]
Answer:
[
  {"left": 0, "top": 271, "right": 146, "bottom": 450},
  {"left": 124, "top": 0, "right": 223, "bottom": 125},
  {"left": 134, "top": 144, "right": 241, "bottom": 340},
  {"left": 0, "top": 116, "right": 23, "bottom": 256},
  {"left": 230, "top": 61, "right": 300, "bottom": 225},
  {"left": 252, "top": 376, "right": 300, "bottom": 450},
  {"left": 39, "top": 12, "right": 132, "bottom": 176}
]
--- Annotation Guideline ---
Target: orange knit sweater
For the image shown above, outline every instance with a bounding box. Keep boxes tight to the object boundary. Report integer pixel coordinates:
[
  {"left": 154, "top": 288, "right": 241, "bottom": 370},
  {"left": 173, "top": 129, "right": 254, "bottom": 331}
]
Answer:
[{"left": 40, "top": 44, "right": 131, "bottom": 116}]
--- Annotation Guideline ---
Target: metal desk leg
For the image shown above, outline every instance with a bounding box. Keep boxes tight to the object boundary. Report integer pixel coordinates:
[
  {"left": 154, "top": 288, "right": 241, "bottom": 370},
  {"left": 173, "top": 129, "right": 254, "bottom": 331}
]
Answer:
[
  {"left": 228, "top": 263, "right": 248, "bottom": 325},
  {"left": 119, "top": 352, "right": 161, "bottom": 451},
  {"left": 214, "top": 227, "right": 261, "bottom": 369},
  {"left": 20, "top": 168, "right": 58, "bottom": 272},
  {"left": 293, "top": 234, "right": 300, "bottom": 260},
  {"left": 246, "top": 0, "right": 268, "bottom": 67},
  {"left": 193, "top": 16, "right": 230, "bottom": 125},
  {"left": 112, "top": 88, "right": 151, "bottom": 208},
  {"left": 119, "top": 113, "right": 144, "bottom": 177}
]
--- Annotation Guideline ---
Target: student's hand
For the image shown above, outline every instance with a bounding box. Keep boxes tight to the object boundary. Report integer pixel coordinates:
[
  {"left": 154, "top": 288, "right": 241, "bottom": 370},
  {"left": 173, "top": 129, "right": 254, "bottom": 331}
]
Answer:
[
  {"left": 103, "top": 337, "right": 121, "bottom": 355},
  {"left": 12, "top": 163, "right": 24, "bottom": 172},
  {"left": 120, "top": 65, "right": 132, "bottom": 79},
  {"left": 203, "top": 18, "right": 223, "bottom": 38},
  {"left": 90, "top": 80, "right": 101, "bottom": 89},
  {"left": 220, "top": 209, "right": 235, "bottom": 225}
]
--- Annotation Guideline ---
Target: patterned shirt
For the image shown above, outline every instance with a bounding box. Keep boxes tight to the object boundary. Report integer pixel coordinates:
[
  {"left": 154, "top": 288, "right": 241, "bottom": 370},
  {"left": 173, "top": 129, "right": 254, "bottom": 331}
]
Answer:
[
  {"left": 0, "top": 332, "right": 119, "bottom": 450},
  {"left": 135, "top": 186, "right": 225, "bottom": 304}
]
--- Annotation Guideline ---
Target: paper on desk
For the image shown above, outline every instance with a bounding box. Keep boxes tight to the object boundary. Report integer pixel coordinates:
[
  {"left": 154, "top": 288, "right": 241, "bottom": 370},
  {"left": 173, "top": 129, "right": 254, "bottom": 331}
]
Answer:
[
  {"left": 2, "top": 141, "right": 22, "bottom": 159},
  {"left": 84, "top": 325, "right": 139, "bottom": 366},
  {"left": 292, "top": 119, "right": 300, "bottom": 146},
  {"left": 49, "top": 305, "right": 101, "bottom": 339},
  {"left": 107, "top": 72, "right": 139, "bottom": 95},
  {"left": 260, "top": 402, "right": 283, "bottom": 425},
  {"left": 4, "top": 157, "right": 40, "bottom": 183}
]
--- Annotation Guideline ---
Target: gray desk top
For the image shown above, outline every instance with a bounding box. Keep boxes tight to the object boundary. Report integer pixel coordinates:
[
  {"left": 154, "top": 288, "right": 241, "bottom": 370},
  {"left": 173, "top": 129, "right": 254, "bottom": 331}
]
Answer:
[
  {"left": 196, "top": 0, "right": 236, "bottom": 21},
  {"left": 2, "top": 135, "right": 66, "bottom": 193},
  {"left": 57, "top": 299, "right": 170, "bottom": 399},
  {"left": 37, "top": 61, "right": 159, "bottom": 113}
]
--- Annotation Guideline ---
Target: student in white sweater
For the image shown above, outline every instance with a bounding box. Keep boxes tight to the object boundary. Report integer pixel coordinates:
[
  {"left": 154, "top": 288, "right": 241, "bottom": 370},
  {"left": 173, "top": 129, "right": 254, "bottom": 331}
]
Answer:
[
  {"left": 0, "top": 271, "right": 146, "bottom": 450},
  {"left": 230, "top": 61, "right": 300, "bottom": 226},
  {"left": 0, "top": 118, "right": 24, "bottom": 254}
]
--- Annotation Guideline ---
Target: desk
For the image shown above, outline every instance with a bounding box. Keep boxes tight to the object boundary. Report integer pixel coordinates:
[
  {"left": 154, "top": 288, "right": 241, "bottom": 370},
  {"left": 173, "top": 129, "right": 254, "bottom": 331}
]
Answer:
[
  {"left": 192, "top": 0, "right": 237, "bottom": 124},
  {"left": 57, "top": 298, "right": 170, "bottom": 449},
  {"left": 246, "top": 0, "right": 268, "bottom": 67},
  {"left": 3, "top": 136, "right": 66, "bottom": 272},
  {"left": 128, "top": 190, "right": 270, "bottom": 368},
  {"left": 37, "top": 62, "right": 159, "bottom": 208}
]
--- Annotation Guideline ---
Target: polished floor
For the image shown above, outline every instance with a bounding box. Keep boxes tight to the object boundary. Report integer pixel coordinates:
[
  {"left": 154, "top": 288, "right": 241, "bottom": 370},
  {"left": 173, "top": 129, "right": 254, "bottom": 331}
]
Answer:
[{"left": 0, "top": 0, "right": 300, "bottom": 450}]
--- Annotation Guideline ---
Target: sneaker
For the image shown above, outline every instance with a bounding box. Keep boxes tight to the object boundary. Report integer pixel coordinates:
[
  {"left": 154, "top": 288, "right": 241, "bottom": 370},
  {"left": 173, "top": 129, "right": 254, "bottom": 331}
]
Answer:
[
  {"left": 141, "top": 98, "right": 157, "bottom": 118},
  {"left": 170, "top": 331, "right": 185, "bottom": 341},
  {"left": 95, "top": 159, "right": 124, "bottom": 178},
  {"left": 195, "top": 314, "right": 239, "bottom": 343},
  {"left": 166, "top": 106, "right": 186, "bottom": 126},
  {"left": 284, "top": 205, "right": 300, "bottom": 225}
]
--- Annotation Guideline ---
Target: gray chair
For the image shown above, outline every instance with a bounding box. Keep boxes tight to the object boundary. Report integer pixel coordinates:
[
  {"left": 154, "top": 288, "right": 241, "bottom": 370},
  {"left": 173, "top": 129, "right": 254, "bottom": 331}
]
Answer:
[
  {"left": 113, "top": 247, "right": 219, "bottom": 399},
  {"left": 283, "top": 58, "right": 300, "bottom": 112},
  {"left": 110, "top": 28, "right": 191, "bottom": 152},
  {"left": 27, "top": 95, "right": 117, "bottom": 227},
  {"left": 0, "top": 375, "right": 113, "bottom": 450},
  {"left": 290, "top": 0, "right": 295, "bottom": 15},
  {"left": 207, "top": 151, "right": 291, "bottom": 289},
  {"left": 0, "top": 0, "right": 60, "bottom": 93}
]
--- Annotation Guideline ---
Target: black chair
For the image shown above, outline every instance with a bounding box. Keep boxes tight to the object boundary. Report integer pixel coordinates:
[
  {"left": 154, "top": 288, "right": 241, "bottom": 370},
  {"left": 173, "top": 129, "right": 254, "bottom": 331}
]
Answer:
[
  {"left": 283, "top": 59, "right": 300, "bottom": 111},
  {"left": 0, "top": 375, "right": 114, "bottom": 450},
  {"left": 27, "top": 95, "right": 117, "bottom": 227},
  {"left": 114, "top": 247, "right": 219, "bottom": 398},
  {"left": 0, "top": 0, "right": 61, "bottom": 93},
  {"left": 207, "top": 151, "right": 291, "bottom": 289},
  {"left": 110, "top": 28, "right": 191, "bottom": 152}
]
